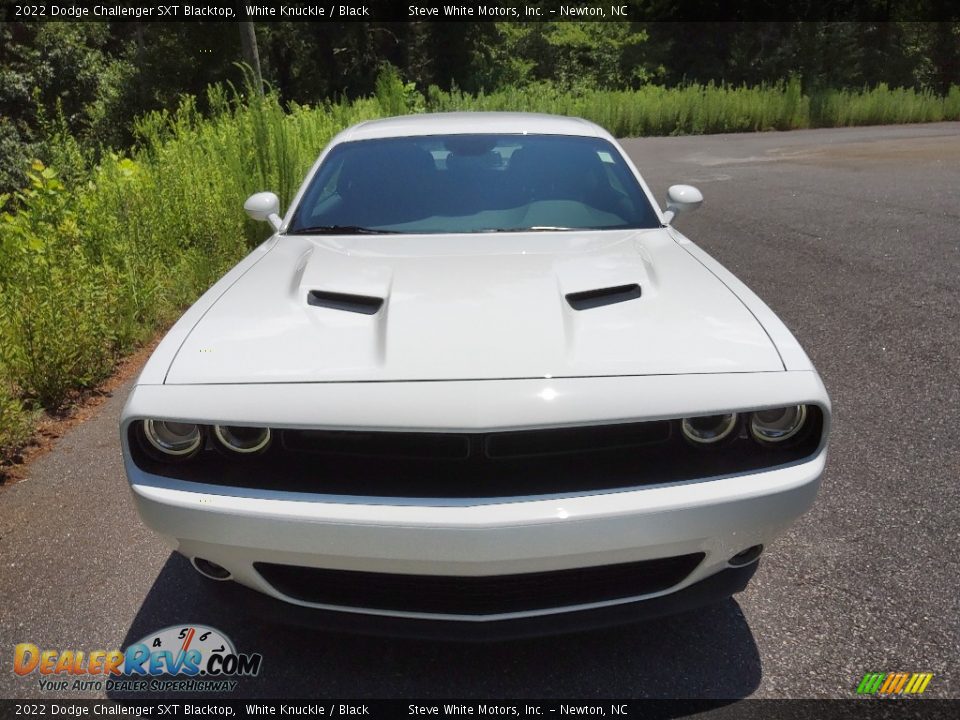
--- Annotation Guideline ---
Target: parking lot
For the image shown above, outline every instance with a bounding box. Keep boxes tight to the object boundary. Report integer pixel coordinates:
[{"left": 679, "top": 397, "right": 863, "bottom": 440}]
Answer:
[{"left": 1, "top": 122, "right": 957, "bottom": 700}]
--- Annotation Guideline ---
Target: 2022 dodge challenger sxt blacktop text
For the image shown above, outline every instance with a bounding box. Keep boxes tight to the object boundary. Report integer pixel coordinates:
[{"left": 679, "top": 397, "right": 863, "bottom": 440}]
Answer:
[{"left": 121, "top": 113, "right": 830, "bottom": 638}]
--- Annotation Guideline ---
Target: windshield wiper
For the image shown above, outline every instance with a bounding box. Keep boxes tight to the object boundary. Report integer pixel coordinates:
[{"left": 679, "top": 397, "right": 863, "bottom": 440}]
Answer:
[
  {"left": 481, "top": 226, "right": 575, "bottom": 232},
  {"left": 285, "top": 225, "right": 400, "bottom": 235}
]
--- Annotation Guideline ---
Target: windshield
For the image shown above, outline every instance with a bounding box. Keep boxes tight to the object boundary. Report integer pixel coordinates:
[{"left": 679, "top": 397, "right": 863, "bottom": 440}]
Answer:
[{"left": 287, "top": 134, "right": 661, "bottom": 234}]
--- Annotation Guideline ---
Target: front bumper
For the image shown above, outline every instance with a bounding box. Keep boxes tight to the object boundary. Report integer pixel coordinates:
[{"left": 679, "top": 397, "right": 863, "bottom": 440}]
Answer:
[
  {"left": 128, "top": 450, "right": 824, "bottom": 623},
  {"left": 122, "top": 372, "right": 829, "bottom": 630}
]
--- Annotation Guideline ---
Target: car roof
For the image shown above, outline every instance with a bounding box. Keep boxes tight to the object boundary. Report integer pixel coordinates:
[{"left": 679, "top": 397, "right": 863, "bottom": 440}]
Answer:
[{"left": 334, "top": 112, "right": 611, "bottom": 143}]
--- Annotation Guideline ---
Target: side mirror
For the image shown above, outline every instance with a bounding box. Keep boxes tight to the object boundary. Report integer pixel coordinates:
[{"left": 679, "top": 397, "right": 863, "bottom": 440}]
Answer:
[
  {"left": 244, "top": 192, "right": 282, "bottom": 231},
  {"left": 662, "top": 184, "right": 703, "bottom": 225}
]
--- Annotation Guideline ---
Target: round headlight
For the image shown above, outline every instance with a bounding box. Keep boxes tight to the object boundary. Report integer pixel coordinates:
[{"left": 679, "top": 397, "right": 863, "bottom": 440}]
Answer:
[
  {"left": 750, "top": 405, "right": 808, "bottom": 444},
  {"left": 142, "top": 419, "right": 202, "bottom": 457},
  {"left": 681, "top": 413, "right": 738, "bottom": 445},
  {"left": 213, "top": 425, "right": 272, "bottom": 455}
]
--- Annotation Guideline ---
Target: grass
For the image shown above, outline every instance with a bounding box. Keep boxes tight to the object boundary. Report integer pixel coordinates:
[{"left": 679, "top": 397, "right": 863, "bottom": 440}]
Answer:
[
  {"left": 1, "top": 73, "right": 958, "bottom": 459},
  {"left": 427, "top": 77, "right": 960, "bottom": 136}
]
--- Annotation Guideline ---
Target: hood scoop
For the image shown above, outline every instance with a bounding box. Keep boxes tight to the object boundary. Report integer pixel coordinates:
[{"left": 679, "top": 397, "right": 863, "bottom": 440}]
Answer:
[
  {"left": 308, "top": 290, "right": 384, "bottom": 315},
  {"left": 566, "top": 283, "right": 641, "bottom": 311}
]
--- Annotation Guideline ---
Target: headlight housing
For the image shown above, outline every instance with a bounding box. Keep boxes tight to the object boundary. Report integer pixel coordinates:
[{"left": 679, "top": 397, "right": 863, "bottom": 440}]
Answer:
[
  {"left": 681, "top": 413, "right": 738, "bottom": 445},
  {"left": 213, "top": 425, "right": 272, "bottom": 455},
  {"left": 749, "top": 405, "right": 809, "bottom": 444},
  {"left": 141, "top": 420, "right": 203, "bottom": 458}
]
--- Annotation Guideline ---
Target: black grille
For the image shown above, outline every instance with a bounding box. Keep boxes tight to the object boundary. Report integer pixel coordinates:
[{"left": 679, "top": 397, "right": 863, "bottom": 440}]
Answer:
[
  {"left": 254, "top": 554, "right": 705, "bottom": 615},
  {"left": 129, "top": 408, "right": 823, "bottom": 499},
  {"left": 283, "top": 429, "right": 471, "bottom": 459},
  {"left": 283, "top": 421, "right": 670, "bottom": 460}
]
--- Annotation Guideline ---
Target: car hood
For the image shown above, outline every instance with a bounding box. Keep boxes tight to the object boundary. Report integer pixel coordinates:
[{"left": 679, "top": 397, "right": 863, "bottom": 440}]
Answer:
[{"left": 164, "top": 229, "right": 783, "bottom": 384}]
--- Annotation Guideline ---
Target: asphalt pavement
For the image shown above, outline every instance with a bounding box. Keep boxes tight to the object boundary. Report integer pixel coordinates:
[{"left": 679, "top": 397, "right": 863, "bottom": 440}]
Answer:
[{"left": 1, "top": 122, "right": 958, "bottom": 701}]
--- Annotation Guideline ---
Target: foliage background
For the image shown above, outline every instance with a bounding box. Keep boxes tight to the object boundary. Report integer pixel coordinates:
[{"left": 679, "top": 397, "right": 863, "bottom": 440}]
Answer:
[
  {"left": 0, "top": 15, "right": 959, "bottom": 459},
  {"left": 3, "top": 19, "right": 959, "bottom": 192}
]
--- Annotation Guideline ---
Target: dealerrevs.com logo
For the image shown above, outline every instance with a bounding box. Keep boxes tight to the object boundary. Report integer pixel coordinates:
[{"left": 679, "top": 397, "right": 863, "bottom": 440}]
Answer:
[{"left": 13, "top": 625, "right": 262, "bottom": 693}]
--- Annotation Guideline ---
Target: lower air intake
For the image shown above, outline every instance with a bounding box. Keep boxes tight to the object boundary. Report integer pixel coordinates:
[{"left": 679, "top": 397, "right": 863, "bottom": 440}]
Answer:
[{"left": 254, "top": 554, "right": 705, "bottom": 615}]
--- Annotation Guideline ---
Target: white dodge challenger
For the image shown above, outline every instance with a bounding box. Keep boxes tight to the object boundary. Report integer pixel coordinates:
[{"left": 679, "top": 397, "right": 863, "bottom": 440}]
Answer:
[{"left": 121, "top": 113, "right": 830, "bottom": 638}]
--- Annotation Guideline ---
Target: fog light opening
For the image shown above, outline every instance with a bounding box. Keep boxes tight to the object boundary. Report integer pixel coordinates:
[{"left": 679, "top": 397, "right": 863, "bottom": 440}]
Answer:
[
  {"left": 729, "top": 545, "right": 764, "bottom": 567},
  {"left": 192, "top": 557, "right": 232, "bottom": 581}
]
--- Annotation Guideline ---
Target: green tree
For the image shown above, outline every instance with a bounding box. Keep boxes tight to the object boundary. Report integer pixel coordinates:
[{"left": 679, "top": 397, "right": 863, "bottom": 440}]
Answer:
[
  {"left": 0, "top": 23, "right": 121, "bottom": 189},
  {"left": 469, "top": 22, "right": 651, "bottom": 90}
]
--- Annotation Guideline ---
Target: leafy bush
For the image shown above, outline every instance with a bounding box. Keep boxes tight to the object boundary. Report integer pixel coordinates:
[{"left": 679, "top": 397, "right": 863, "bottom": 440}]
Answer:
[
  {"left": 374, "top": 63, "right": 424, "bottom": 117},
  {"left": 0, "top": 86, "right": 381, "bottom": 454},
  {"left": 1, "top": 162, "right": 123, "bottom": 407},
  {"left": 0, "top": 388, "right": 32, "bottom": 458}
]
